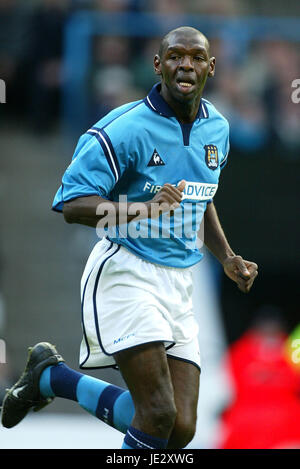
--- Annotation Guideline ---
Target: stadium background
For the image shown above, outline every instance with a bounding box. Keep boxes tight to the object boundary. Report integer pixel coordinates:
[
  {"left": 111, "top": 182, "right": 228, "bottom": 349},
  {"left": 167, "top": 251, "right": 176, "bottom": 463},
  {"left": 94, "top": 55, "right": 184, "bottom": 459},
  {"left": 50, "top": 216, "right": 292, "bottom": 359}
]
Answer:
[{"left": 0, "top": 0, "right": 299, "bottom": 449}]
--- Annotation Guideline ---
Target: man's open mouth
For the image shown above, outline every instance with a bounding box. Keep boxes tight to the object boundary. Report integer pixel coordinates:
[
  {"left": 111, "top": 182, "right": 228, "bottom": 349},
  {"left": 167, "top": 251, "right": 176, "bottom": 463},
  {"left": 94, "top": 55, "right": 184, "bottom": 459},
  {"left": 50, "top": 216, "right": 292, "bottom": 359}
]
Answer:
[
  {"left": 176, "top": 77, "right": 196, "bottom": 91},
  {"left": 176, "top": 80, "right": 196, "bottom": 92},
  {"left": 178, "top": 82, "right": 193, "bottom": 88}
]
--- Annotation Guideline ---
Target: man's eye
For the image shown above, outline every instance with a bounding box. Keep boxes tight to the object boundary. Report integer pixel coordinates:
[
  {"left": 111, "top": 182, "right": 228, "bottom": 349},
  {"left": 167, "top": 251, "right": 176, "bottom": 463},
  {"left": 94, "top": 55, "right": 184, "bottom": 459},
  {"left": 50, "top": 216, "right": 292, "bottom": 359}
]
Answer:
[
  {"left": 170, "top": 55, "right": 179, "bottom": 60},
  {"left": 194, "top": 56, "right": 205, "bottom": 61}
]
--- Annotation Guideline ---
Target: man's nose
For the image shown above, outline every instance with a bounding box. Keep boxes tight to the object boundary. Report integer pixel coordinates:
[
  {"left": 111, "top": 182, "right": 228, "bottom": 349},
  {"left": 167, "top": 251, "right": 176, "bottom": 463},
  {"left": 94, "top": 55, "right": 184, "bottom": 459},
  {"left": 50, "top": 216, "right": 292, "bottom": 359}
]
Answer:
[{"left": 179, "top": 55, "right": 194, "bottom": 71}]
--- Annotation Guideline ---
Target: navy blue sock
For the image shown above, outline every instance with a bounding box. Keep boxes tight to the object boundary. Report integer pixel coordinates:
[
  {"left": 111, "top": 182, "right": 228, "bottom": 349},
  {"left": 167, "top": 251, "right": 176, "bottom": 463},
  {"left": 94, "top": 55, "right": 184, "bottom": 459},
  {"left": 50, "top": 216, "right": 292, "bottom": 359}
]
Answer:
[
  {"left": 39, "top": 363, "right": 134, "bottom": 433},
  {"left": 122, "top": 426, "right": 168, "bottom": 449}
]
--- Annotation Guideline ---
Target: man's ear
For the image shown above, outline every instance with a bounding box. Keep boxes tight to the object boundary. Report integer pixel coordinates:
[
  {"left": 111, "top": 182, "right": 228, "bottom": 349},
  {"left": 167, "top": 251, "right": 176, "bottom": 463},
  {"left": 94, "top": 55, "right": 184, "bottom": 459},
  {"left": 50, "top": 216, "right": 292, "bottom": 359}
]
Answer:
[
  {"left": 154, "top": 54, "right": 162, "bottom": 76},
  {"left": 208, "top": 57, "right": 216, "bottom": 77}
]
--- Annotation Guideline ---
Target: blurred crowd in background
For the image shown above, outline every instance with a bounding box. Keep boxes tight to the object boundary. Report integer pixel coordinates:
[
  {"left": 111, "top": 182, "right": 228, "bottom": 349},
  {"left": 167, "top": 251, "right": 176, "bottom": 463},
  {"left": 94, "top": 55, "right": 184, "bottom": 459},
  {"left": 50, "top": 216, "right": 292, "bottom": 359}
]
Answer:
[
  {"left": 1, "top": 0, "right": 300, "bottom": 154},
  {"left": 1, "top": 0, "right": 300, "bottom": 449}
]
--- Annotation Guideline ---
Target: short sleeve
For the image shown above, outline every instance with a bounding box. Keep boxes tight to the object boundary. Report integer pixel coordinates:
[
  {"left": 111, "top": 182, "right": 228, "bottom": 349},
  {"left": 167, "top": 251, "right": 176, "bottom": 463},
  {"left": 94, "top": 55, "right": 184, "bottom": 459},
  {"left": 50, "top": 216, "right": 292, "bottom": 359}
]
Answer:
[{"left": 52, "top": 128, "right": 126, "bottom": 212}]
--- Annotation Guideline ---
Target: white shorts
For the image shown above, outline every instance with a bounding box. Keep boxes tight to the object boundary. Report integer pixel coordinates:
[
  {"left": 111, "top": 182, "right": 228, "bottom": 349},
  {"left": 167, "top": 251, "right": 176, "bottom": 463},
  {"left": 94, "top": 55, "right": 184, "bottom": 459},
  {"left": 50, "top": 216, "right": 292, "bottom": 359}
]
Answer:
[{"left": 79, "top": 237, "right": 201, "bottom": 371}]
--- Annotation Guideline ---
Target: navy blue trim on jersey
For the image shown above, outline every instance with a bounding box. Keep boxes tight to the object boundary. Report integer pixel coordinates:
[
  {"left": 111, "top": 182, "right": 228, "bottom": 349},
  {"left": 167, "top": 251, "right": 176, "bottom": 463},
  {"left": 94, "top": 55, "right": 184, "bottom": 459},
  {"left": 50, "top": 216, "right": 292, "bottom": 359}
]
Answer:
[
  {"left": 101, "top": 128, "right": 121, "bottom": 178},
  {"left": 144, "top": 83, "right": 176, "bottom": 117},
  {"left": 166, "top": 354, "right": 201, "bottom": 373},
  {"left": 220, "top": 153, "right": 228, "bottom": 170},
  {"left": 86, "top": 127, "right": 120, "bottom": 183},
  {"left": 144, "top": 83, "right": 209, "bottom": 121},
  {"left": 180, "top": 122, "right": 194, "bottom": 146},
  {"left": 51, "top": 193, "right": 100, "bottom": 213},
  {"left": 201, "top": 100, "right": 209, "bottom": 119}
]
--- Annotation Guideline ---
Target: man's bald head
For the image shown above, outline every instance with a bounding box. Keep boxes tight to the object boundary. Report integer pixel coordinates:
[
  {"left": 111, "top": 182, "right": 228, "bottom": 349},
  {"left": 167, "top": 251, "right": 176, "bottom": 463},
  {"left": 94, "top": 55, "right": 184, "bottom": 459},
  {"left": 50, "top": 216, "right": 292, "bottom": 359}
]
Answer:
[{"left": 158, "top": 26, "right": 210, "bottom": 58}]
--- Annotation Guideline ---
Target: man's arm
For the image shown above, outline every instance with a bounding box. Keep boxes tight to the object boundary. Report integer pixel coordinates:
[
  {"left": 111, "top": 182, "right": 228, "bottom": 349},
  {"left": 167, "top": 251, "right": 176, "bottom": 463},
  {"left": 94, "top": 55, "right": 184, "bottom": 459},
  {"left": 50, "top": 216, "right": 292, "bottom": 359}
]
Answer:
[
  {"left": 204, "top": 202, "right": 258, "bottom": 293},
  {"left": 62, "top": 181, "right": 186, "bottom": 227},
  {"left": 63, "top": 195, "right": 137, "bottom": 228}
]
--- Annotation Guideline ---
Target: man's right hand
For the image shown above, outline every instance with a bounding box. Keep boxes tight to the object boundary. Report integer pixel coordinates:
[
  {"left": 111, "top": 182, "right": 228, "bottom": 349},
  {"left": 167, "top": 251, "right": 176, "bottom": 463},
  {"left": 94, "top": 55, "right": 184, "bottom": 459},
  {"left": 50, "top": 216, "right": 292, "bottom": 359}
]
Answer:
[{"left": 147, "top": 180, "right": 186, "bottom": 218}]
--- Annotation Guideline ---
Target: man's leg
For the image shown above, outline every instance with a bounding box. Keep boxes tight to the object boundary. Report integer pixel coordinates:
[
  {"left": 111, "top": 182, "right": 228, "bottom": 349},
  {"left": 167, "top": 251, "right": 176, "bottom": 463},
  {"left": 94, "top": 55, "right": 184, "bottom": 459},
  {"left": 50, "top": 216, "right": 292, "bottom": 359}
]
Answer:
[
  {"left": 1, "top": 342, "right": 134, "bottom": 433},
  {"left": 113, "top": 341, "right": 177, "bottom": 449},
  {"left": 166, "top": 357, "right": 200, "bottom": 449},
  {"left": 1, "top": 342, "right": 199, "bottom": 449},
  {"left": 39, "top": 361, "right": 134, "bottom": 433}
]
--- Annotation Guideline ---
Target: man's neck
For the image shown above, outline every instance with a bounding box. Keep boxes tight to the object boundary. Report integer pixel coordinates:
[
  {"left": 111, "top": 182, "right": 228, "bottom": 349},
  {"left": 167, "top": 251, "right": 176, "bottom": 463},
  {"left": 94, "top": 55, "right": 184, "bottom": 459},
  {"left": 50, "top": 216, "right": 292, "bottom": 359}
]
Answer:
[{"left": 160, "top": 84, "right": 201, "bottom": 124}]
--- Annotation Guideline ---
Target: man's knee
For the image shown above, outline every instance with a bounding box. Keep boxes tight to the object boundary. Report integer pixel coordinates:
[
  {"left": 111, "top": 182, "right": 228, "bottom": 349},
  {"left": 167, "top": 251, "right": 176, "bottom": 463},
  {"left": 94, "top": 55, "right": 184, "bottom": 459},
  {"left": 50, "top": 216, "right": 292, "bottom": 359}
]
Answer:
[
  {"left": 135, "top": 396, "right": 177, "bottom": 435},
  {"left": 114, "top": 342, "right": 178, "bottom": 436},
  {"left": 167, "top": 416, "right": 197, "bottom": 449}
]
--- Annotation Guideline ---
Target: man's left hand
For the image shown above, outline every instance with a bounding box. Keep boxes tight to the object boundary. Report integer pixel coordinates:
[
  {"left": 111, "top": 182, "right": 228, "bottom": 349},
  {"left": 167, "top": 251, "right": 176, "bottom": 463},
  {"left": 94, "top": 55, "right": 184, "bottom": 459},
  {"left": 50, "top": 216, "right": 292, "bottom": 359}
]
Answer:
[{"left": 223, "top": 256, "right": 258, "bottom": 293}]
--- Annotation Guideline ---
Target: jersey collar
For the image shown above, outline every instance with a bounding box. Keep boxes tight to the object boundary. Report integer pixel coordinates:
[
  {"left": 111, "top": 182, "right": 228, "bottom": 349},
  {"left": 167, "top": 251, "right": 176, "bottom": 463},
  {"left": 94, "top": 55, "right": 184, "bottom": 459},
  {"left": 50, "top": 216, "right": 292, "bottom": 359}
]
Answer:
[{"left": 144, "top": 83, "right": 209, "bottom": 121}]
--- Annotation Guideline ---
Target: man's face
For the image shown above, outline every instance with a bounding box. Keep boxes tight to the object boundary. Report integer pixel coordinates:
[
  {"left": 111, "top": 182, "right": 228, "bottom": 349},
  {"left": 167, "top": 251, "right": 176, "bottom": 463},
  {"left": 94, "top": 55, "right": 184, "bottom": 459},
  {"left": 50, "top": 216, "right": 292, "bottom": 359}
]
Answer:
[{"left": 154, "top": 31, "right": 215, "bottom": 104}]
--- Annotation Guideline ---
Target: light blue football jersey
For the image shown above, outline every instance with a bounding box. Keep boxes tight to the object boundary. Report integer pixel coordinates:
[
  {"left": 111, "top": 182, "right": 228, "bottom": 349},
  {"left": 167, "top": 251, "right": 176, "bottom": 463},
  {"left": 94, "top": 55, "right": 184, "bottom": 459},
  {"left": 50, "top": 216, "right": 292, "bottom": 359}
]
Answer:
[{"left": 53, "top": 83, "right": 229, "bottom": 268}]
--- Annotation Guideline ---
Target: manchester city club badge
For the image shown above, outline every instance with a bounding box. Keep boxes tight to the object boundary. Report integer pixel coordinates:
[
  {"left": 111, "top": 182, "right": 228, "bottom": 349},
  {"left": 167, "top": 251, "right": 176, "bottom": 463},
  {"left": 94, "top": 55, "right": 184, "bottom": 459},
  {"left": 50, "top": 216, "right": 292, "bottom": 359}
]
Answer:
[{"left": 204, "top": 144, "right": 219, "bottom": 170}]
